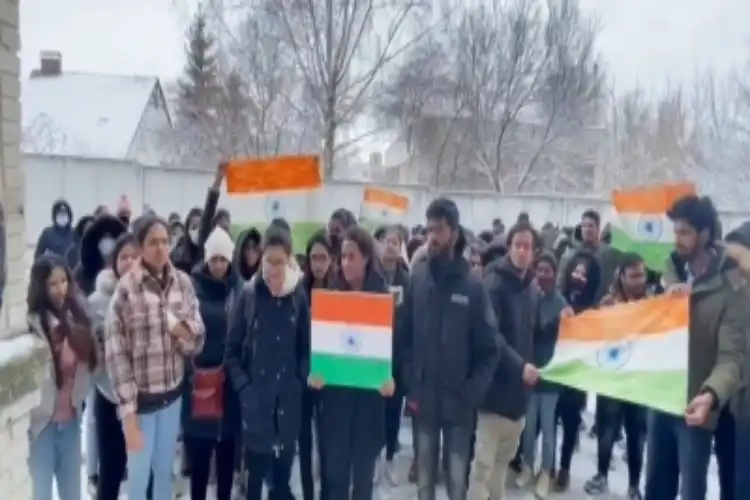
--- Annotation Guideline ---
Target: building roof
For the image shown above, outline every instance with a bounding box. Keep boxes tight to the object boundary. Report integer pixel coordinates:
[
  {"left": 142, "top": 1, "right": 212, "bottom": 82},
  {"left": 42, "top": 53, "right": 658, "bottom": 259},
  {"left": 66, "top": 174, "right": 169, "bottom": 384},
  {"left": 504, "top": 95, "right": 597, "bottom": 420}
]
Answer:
[{"left": 22, "top": 72, "right": 161, "bottom": 159}]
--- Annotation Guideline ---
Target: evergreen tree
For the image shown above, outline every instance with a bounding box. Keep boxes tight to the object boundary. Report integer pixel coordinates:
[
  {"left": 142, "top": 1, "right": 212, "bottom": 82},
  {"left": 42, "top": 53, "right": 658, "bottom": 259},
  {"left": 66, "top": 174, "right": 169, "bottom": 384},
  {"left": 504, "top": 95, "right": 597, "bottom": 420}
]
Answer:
[
  {"left": 218, "top": 69, "right": 251, "bottom": 154},
  {"left": 176, "top": 10, "right": 221, "bottom": 122}
]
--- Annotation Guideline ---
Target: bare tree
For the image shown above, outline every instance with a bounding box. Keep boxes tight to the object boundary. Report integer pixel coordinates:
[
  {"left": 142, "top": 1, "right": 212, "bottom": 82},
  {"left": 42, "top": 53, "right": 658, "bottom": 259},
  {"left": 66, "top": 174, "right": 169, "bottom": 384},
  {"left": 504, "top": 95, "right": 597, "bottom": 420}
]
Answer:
[
  {"left": 246, "top": 0, "right": 435, "bottom": 177},
  {"left": 601, "top": 87, "right": 698, "bottom": 189},
  {"left": 377, "top": 0, "right": 603, "bottom": 192}
]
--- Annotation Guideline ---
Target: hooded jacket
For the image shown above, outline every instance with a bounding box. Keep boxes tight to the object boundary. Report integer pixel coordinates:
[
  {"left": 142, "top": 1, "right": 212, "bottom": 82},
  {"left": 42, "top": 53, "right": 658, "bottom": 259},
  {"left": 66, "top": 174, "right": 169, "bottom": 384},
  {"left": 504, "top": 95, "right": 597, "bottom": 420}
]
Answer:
[
  {"left": 233, "top": 227, "right": 262, "bottom": 281},
  {"left": 34, "top": 200, "right": 77, "bottom": 260},
  {"left": 480, "top": 256, "right": 540, "bottom": 419},
  {"left": 661, "top": 233, "right": 748, "bottom": 429},
  {"left": 182, "top": 263, "right": 243, "bottom": 438},
  {"left": 557, "top": 239, "right": 618, "bottom": 301},
  {"left": 398, "top": 241, "right": 500, "bottom": 426},
  {"left": 72, "top": 215, "right": 128, "bottom": 295},
  {"left": 224, "top": 260, "right": 311, "bottom": 453},
  {"left": 171, "top": 188, "right": 220, "bottom": 273},
  {"left": 87, "top": 269, "right": 119, "bottom": 402}
]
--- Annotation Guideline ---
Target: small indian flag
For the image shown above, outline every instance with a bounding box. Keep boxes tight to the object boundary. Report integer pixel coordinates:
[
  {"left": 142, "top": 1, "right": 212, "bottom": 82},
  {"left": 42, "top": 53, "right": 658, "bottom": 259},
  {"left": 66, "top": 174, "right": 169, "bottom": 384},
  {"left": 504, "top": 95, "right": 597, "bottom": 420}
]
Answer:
[
  {"left": 543, "top": 295, "right": 688, "bottom": 415},
  {"left": 310, "top": 290, "right": 394, "bottom": 390},
  {"left": 611, "top": 183, "right": 695, "bottom": 271},
  {"left": 360, "top": 187, "right": 409, "bottom": 223}
]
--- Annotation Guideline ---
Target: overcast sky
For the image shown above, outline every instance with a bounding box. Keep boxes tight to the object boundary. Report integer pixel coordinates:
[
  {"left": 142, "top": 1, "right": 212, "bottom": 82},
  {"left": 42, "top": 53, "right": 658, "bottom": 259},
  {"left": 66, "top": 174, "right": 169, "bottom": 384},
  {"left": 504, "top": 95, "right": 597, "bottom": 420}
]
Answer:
[{"left": 21, "top": 0, "right": 749, "bottom": 90}]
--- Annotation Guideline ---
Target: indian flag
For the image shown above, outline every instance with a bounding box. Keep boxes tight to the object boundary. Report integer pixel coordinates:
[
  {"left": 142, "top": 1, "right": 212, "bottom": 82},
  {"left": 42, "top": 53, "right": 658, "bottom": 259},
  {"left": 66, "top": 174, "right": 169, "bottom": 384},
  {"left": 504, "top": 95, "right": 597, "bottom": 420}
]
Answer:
[
  {"left": 360, "top": 187, "right": 409, "bottom": 223},
  {"left": 310, "top": 290, "right": 394, "bottom": 390},
  {"left": 542, "top": 295, "right": 688, "bottom": 415},
  {"left": 611, "top": 183, "right": 695, "bottom": 271}
]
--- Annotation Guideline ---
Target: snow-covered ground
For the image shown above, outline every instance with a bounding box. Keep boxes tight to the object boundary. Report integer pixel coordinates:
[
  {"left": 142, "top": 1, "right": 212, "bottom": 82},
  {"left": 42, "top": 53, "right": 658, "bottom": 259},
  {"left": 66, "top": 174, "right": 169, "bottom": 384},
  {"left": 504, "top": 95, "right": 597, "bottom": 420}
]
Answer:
[{"left": 71, "top": 408, "right": 721, "bottom": 500}]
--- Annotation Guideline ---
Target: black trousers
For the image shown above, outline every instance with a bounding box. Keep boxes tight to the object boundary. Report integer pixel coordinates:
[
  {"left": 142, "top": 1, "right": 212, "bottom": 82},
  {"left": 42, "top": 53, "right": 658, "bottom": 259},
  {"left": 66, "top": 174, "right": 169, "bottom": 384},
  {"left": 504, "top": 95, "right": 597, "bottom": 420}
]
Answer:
[
  {"left": 245, "top": 448, "right": 295, "bottom": 500},
  {"left": 184, "top": 435, "right": 236, "bottom": 500},
  {"left": 299, "top": 389, "right": 326, "bottom": 500},
  {"left": 595, "top": 396, "right": 646, "bottom": 488},
  {"left": 557, "top": 387, "right": 586, "bottom": 472},
  {"left": 384, "top": 387, "right": 404, "bottom": 461},
  {"left": 94, "top": 390, "right": 127, "bottom": 500}
]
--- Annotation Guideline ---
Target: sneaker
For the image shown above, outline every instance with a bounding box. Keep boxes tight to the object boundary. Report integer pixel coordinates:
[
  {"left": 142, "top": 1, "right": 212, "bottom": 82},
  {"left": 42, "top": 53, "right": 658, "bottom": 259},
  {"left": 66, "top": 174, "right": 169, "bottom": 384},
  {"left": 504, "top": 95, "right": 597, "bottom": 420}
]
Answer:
[
  {"left": 534, "top": 471, "right": 551, "bottom": 499},
  {"left": 408, "top": 460, "right": 418, "bottom": 483},
  {"left": 86, "top": 476, "right": 99, "bottom": 498},
  {"left": 515, "top": 465, "right": 534, "bottom": 488},
  {"left": 383, "top": 460, "right": 399, "bottom": 487},
  {"left": 627, "top": 487, "right": 643, "bottom": 500},
  {"left": 554, "top": 469, "right": 570, "bottom": 492},
  {"left": 583, "top": 473, "right": 609, "bottom": 495}
]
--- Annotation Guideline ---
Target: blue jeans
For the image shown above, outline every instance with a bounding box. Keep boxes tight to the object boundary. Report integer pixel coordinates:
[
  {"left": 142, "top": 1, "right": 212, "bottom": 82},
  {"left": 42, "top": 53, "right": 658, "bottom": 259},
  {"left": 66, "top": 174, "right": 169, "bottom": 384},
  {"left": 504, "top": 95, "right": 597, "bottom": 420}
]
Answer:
[
  {"left": 85, "top": 391, "right": 99, "bottom": 477},
  {"left": 28, "top": 418, "right": 82, "bottom": 500},
  {"left": 522, "top": 391, "right": 558, "bottom": 473},
  {"left": 126, "top": 397, "right": 182, "bottom": 500},
  {"left": 416, "top": 418, "right": 474, "bottom": 500},
  {"left": 736, "top": 421, "right": 750, "bottom": 500},
  {"left": 644, "top": 409, "right": 713, "bottom": 500}
]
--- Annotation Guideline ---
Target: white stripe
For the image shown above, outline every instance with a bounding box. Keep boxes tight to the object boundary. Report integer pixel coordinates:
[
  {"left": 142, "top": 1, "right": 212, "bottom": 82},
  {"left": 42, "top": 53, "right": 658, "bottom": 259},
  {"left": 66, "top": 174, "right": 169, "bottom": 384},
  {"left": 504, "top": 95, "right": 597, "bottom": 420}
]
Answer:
[
  {"left": 611, "top": 213, "right": 674, "bottom": 244},
  {"left": 361, "top": 204, "right": 405, "bottom": 222},
  {"left": 311, "top": 320, "right": 392, "bottom": 359},
  {"left": 550, "top": 328, "right": 687, "bottom": 372}
]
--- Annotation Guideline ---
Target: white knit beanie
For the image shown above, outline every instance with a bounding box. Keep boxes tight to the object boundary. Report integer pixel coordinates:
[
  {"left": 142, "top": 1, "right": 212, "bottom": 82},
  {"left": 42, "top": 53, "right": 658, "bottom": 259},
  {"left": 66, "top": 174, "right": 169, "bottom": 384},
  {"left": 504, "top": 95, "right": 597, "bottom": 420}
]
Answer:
[{"left": 204, "top": 227, "right": 235, "bottom": 262}]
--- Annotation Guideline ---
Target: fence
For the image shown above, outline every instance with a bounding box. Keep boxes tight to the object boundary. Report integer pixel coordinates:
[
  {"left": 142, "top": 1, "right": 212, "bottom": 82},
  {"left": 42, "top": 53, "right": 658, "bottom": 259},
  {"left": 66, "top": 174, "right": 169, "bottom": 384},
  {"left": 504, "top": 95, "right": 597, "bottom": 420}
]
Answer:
[{"left": 23, "top": 153, "right": 750, "bottom": 245}]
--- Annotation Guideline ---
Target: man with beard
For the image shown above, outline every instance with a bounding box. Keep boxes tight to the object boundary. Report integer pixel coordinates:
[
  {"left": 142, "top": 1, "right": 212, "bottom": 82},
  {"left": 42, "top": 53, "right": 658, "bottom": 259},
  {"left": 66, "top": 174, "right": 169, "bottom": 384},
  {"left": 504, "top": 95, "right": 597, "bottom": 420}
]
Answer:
[
  {"left": 554, "top": 249, "right": 601, "bottom": 491},
  {"left": 644, "top": 195, "right": 746, "bottom": 500},
  {"left": 398, "top": 197, "right": 509, "bottom": 500},
  {"left": 585, "top": 252, "right": 649, "bottom": 500}
]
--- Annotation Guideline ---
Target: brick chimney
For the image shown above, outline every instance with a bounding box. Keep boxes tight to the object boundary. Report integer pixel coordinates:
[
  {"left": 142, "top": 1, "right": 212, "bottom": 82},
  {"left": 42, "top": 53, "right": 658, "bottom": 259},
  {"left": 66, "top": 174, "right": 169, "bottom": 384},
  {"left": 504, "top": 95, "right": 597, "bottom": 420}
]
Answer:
[{"left": 30, "top": 50, "right": 62, "bottom": 77}]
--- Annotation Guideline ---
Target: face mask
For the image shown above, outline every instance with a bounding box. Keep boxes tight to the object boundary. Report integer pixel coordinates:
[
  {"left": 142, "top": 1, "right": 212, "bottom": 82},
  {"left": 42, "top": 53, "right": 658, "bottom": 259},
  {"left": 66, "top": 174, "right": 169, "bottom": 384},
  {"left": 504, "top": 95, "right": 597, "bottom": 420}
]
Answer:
[
  {"left": 189, "top": 229, "right": 199, "bottom": 244},
  {"left": 329, "top": 233, "right": 341, "bottom": 249},
  {"left": 55, "top": 214, "right": 69, "bottom": 227},
  {"left": 569, "top": 276, "right": 587, "bottom": 290},
  {"left": 98, "top": 237, "right": 116, "bottom": 257}
]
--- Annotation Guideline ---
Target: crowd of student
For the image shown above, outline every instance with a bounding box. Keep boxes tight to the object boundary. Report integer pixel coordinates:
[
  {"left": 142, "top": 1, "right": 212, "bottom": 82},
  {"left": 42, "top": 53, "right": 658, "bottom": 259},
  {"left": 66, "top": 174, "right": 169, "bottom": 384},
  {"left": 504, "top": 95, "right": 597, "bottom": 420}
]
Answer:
[{"left": 22, "top": 163, "right": 750, "bottom": 500}]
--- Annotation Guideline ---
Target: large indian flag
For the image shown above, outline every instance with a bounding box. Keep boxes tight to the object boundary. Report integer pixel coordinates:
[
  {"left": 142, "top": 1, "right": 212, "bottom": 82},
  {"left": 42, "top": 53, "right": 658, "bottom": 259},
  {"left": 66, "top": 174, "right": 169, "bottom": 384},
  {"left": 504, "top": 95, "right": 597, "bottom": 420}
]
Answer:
[
  {"left": 610, "top": 183, "right": 695, "bottom": 271},
  {"left": 542, "top": 295, "right": 688, "bottom": 415},
  {"left": 360, "top": 187, "right": 409, "bottom": 223},
  {"left": 310, "top": 290, "right": 394, "bottom": 390}
]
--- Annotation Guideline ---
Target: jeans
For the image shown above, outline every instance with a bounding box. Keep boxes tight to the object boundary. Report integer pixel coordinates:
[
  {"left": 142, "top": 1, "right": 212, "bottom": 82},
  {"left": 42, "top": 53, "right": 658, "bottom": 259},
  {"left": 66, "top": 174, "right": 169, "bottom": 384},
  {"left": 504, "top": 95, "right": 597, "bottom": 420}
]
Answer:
[
  {"left": 556, "top": 387, "right": 585, "bottom": 472},
  {"left": 126, "top": 397, "right": 182, "bottom": 500},
  {"left": 714, "top": 407, "right": 736, "bottom": 500},
  {"left": 94, "top": 390, "right": 127, "bottom": 500},
  {"left": 522, "top": 391, "right": 558, "bottom": 473},
  {"left": 417, "top": 418, "right": 474, "bottom": 500},
  {"left": 28, "top": 418, "right": 82, "bottom": 500},
  {"left": 184, "top": 435, "right": 235, "bottom": 500},
  {"left": 736, "top": 420, "right": 750, "bottom": 500},
  {"left": 594, "top": 396, "right": 645, "bottom": 488},
  {"left": 85, "top": 391, "right": 99, "bottom": 478},
  {"left": 644, "top": 409, "right": 713, "bottom": 500}
]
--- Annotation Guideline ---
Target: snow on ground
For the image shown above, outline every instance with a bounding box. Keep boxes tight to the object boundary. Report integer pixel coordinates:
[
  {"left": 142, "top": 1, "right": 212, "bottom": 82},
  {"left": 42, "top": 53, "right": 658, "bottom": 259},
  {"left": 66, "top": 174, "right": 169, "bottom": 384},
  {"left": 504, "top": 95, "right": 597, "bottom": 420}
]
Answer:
[{"left": 69, "top": 409, "right": 721, "bottom": 500}]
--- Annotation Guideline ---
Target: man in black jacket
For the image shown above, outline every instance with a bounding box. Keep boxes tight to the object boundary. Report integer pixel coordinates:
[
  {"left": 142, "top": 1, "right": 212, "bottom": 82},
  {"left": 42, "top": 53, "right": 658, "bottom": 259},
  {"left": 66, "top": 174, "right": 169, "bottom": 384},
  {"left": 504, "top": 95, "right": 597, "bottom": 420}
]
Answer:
[
  {"left": 398, "top": 198, "right": 527, "bottom": 500},
  {"left": 468, "top": 222, "right": 543, "bottom": 500}
]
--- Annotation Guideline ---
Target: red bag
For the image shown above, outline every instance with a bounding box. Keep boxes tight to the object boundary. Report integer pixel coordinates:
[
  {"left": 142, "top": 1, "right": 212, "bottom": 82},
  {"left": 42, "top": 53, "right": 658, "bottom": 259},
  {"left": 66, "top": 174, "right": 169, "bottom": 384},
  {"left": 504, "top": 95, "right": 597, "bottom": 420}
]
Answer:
[{"left": 191, "top": 367, "right": 226, "bottom": 420}]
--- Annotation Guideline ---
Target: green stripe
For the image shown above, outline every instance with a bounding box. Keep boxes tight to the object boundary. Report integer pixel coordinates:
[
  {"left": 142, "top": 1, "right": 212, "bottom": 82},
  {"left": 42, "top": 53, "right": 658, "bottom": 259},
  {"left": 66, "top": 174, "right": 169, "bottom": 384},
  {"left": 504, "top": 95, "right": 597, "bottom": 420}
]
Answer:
[
  {"left": 311, "top": 353, "right": 391, "bottom": 390},
  {"left": 610, "top": 226, "right": 673, "bottom": 272},
  {"left": 542, "top": 360, "right": 686, "bottom": 415}
]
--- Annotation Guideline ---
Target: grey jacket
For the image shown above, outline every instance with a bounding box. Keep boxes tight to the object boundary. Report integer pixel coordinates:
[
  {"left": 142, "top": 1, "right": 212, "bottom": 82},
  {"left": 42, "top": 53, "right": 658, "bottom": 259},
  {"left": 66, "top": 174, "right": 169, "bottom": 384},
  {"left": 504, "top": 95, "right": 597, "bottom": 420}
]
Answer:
[
  {"left": 87, "top": 269, "right": 118, "bottom": 402},
  {"left": 27, "top": 313, "right": 91, "bottom": 440}
]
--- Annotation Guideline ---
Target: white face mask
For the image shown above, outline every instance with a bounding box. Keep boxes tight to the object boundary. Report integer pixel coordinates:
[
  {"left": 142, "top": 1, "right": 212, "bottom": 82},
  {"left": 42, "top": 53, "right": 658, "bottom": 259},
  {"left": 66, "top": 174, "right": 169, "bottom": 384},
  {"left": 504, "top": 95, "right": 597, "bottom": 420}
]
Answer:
[
  {"left": 189, "top": 229, "right": 199, "bottom": 244},
  {"left": 98, "top": 236, "right": 116, "bottom": 257},
  {"left": 55, "top": 214, "right": 69, "bottom": 227}
]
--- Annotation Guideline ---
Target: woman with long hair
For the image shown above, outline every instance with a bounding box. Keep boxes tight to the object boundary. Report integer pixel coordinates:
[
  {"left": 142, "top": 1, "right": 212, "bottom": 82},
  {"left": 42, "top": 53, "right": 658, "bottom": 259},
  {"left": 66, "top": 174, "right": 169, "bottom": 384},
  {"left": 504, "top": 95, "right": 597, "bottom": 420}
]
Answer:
[
  {"left": 310, "top": 226, "right": 393, "bottom": 500},
  {"left": 26, "top": 255, "right": 97, "bottom": 500},
  {"left": 105, "top": 216, "right": 205, "bottom": 500},
  {"left": 87, "top": 233, "right": 139, "bottom": 500}
]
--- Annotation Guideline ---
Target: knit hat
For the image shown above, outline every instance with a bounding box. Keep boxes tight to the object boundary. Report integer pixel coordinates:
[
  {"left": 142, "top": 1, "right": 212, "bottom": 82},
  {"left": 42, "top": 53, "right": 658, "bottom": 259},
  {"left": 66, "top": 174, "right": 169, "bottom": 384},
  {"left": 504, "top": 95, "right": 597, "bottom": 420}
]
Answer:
[{"left": 204, "top": 227, "right": 235, "bottom": 262}]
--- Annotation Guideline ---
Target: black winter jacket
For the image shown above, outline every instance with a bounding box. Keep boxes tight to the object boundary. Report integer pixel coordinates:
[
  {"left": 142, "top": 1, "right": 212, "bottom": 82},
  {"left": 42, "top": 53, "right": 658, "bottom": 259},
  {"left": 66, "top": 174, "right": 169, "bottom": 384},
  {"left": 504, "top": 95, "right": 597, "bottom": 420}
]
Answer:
[
  {"left": 398, "top": 254, "right": 500, "bottom": 426},
  {"left": 181, "top": 264, "right": 243, "bottom": 439},
  {"left": 225, "top": 265, "right": 311, "bottom": 453}
]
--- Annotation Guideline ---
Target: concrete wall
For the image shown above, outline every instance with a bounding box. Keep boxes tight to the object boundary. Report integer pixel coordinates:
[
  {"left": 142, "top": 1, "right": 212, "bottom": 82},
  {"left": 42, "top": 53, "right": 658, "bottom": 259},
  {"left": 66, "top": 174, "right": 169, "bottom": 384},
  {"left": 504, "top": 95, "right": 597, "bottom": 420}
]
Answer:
[{"left": 0, "top": 2, "right": 35, "bottom": 497}]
